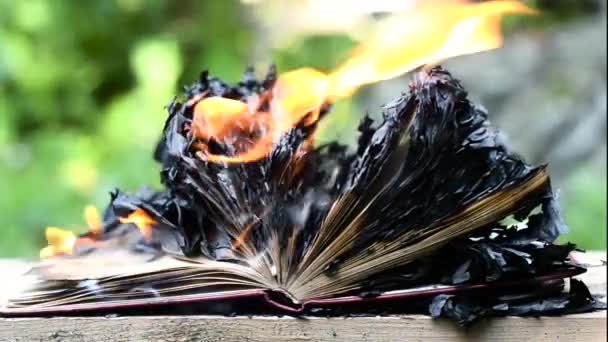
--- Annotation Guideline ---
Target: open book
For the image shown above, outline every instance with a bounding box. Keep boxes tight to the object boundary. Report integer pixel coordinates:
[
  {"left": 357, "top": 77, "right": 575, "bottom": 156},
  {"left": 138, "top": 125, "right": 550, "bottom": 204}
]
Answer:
[{"left": 1, "top": 67, "right": 595, "bottom": 321}]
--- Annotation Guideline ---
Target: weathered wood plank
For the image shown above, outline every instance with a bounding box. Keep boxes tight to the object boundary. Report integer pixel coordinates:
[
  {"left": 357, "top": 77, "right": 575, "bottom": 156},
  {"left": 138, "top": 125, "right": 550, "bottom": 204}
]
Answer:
[
  {"left": 0, "top": 312, "right": 605, "bottom": 342},
  {"left": 0, "top": 252, "right": 605, "bottom": 342}
]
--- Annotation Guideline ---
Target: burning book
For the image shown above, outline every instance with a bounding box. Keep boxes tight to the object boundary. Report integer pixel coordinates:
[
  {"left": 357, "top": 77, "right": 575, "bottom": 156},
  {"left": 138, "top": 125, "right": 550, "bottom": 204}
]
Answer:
[{"left": 1, "top": 1, "right": 604, "bottom": 325}]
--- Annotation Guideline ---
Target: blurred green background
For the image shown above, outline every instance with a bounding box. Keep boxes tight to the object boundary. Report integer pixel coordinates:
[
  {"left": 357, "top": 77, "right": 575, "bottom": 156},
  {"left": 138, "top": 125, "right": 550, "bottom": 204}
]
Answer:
[{"left": 0, "top": 0, "right": 605, "bottom": 257}]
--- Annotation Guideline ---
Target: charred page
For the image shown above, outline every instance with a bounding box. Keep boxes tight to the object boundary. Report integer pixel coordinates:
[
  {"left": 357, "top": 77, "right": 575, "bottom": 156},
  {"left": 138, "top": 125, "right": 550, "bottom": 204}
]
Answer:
[{"left": 2, "top": 67, "right": 599, "bottom": 321}]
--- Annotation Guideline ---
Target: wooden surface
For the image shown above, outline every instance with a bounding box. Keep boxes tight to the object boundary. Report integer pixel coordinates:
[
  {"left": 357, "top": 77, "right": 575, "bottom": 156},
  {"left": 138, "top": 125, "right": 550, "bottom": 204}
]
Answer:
[
  {"left": 0, "top": 252, "right": 605, "bottom": 342},
  {"left": 0, "top": 312, "right": 605, "bottom": 342}
]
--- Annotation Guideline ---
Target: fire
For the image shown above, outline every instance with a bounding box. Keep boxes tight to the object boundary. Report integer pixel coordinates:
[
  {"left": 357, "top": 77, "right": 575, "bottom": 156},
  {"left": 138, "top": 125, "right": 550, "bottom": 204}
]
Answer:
[
  {"left": 118, "top": 208, "right": 155, "bottom": 240},
  {"left": 192, "top": 0, "right": 533, "bottom": 163},
  {"left": 39, "top": 206, "right": 102, "bottom": 259},
  {"left": 84, "top": 205, "right": 102, "bottom": 234},
  {"left": 192, "top": 97, "right": 251, "bottom": 141},
  {"left": 39, "top": 206, "right": 156, "bottom": 259},
  {"left": 327, "top": 1, "right": 535, "bottom": 97},
  {"left": 38, "top": 1, "right": 534, "bottom": 257},
  {"left": 39, "top": 227, "right": 77, "bottom": 259}
]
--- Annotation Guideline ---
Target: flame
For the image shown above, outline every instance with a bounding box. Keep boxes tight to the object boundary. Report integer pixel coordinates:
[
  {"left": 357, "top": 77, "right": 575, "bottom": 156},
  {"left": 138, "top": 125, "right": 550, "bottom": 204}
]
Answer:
[
  {"left": 39, "top": 206, "right": 156, "bottom": 259},
  {"left": 84, "top": 205, "right": 102, "bottom": 234},
  {"left": 39, "top": 206, "right": 103, "bottom": 259},
  {"left": 192, "top": 0, "right": 533, "bottom": 163},
  {"left": 192, "top": 97, "right": 250, "bottom": 141},
  {"left": 327, "top": 0, "right": 536, "bottom": 97},
  {"left": 119, "top": 208, "right": 155, "bottom": 240},
  {"left": 39, "top": 227, "right": 77, "bottom": 259}
]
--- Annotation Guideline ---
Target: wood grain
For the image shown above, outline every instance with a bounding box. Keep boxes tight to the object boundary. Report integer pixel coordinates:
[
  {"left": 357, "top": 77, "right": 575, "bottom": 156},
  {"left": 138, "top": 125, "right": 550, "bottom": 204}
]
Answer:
[
  {"left": 0, "top": 252, "right": 605, "bottom": 342},
  {"left": 0, "top": 312, "right": 605, "bottom": 342}
]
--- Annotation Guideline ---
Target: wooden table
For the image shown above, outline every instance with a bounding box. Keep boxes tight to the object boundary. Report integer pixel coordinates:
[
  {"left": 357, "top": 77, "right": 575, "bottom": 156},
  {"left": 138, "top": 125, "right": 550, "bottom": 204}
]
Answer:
[{"left": 0, "top": 253, "right": 605, "bottom": 342}]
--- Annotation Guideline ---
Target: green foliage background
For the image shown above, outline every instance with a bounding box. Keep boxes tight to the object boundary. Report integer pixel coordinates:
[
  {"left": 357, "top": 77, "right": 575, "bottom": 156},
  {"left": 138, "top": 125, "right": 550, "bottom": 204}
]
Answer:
[{"left": 0, "top": 0, "right": 605, "bottom": 257}]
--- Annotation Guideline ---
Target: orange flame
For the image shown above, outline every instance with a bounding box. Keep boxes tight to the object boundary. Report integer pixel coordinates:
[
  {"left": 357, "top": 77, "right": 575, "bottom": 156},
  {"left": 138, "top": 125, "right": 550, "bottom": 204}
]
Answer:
[
  {"left": 118, "top": 208, "right": 155, "bottom": 240},
  {"left": 84, "top": 205, "right": 102, "bottom": 235},
  {"left": 192, "top": 0, "right": 533, "bottom": 163},
  {"left": 39, "top": 227, "right": 77, "bottom": 259},
  {"left": 40, "top": 205, "right": 102, "bottom": 259},
  {"left": 39, "top": 206, "right": 156, "bottom": 259},
  {"left": 327, "top": 0, "right": 535, "bottom": 97}
]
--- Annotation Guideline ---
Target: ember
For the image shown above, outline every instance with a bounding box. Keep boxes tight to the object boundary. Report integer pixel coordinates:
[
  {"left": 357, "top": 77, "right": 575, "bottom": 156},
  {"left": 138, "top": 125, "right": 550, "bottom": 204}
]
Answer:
[{"left": 2, "top": 0, "right": 604, "bottom": 324}]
